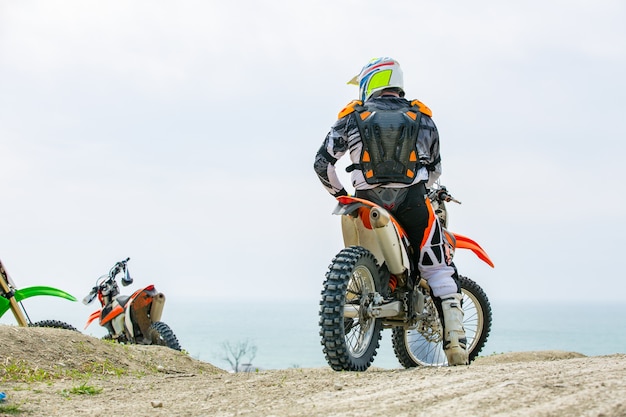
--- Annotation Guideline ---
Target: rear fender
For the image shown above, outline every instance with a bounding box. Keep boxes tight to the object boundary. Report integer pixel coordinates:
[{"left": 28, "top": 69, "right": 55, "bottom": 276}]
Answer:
[{"left": 335, "top": 195, "right": 409, "bottom": 237}]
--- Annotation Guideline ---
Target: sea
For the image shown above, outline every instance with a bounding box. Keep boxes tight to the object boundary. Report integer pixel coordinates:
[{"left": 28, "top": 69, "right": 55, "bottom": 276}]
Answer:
[{"left": 2, "top": 297, "right": 624, "bottom": 371}]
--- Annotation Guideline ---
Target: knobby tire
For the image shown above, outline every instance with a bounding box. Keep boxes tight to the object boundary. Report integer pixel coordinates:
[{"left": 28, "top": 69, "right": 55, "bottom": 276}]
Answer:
[
  {"left": 319, "top": 246, "right": 383, "bottom": 371},
  {"left": 30, "top": 320, "right": 78, "bottom": 332},
  {"left": 148, "top": 321, "right": 181, "bottom": 351}
]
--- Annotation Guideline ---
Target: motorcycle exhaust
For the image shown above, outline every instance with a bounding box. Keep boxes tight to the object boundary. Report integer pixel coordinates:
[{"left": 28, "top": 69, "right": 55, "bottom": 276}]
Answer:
[
  {"left": 369, "top": 207, "right": 407, "bottom": 275},
  {"left": 150, "top": 293, "right": 166, "bottom": 322}
]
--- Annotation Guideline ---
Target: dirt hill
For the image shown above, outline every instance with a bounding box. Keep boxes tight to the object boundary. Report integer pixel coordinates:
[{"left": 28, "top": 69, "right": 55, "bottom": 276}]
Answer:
[{"left": 1, "top": 325, "right": 625, "bottom": 417}]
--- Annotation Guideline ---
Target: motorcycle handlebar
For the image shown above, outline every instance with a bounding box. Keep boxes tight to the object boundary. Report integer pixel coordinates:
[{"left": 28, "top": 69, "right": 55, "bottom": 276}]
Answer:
[
  {"left": 108, "top": 257, "right": 131, "bottom": 278},
  {"left": 431, "top": 187, "right": 462, "bottom": 205}
]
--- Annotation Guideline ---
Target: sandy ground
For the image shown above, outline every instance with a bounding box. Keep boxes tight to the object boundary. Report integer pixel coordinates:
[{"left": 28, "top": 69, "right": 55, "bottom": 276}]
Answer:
[{"left": 1, "top": 325, "right": 625, "bottom": 417}]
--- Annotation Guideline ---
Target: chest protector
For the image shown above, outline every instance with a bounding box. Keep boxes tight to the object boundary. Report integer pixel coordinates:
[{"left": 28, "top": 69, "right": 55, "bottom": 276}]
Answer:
[{"left": 349, "top": 103, "right": 423, "bottom": 185}]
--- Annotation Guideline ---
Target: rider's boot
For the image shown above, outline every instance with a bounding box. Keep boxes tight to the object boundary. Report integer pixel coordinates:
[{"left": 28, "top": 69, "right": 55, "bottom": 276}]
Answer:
[{"left": 441, "top": 293, "right": 469, "bottom": 366}]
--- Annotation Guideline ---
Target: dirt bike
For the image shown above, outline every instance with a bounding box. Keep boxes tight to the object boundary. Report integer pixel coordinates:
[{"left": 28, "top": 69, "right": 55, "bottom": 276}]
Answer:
[
  {"left": 0, "top": 258, "right": 78, "bottom": 330},
  {"left": 82, "top": 257, "right": 181, "bottom": 350},
  {"left": 319, "top": 184, "right": 493, "bottom": 370}
]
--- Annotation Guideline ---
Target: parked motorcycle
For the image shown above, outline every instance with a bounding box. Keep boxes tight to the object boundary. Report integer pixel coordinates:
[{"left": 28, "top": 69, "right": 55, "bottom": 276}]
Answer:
[
  {"left": 319, "top": 184, "right": 493, "bottom": 370},
  {"left": 83, "top": 258, "right": 181, "bottom": 350},
  {"left": 0, "top": 258, "right": 77, "bottom": 330}
]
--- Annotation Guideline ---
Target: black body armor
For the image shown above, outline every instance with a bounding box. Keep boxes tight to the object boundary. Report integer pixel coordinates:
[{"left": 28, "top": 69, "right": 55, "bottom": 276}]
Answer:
[{"left": 348, "top": 103, "right": 423, "bottom": 185}]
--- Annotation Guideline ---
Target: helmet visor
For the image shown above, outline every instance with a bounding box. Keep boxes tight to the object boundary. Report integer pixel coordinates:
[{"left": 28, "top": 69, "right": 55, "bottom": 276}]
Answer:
[{"left": 364, "top": 70, "right": 392, "bottom": 99}]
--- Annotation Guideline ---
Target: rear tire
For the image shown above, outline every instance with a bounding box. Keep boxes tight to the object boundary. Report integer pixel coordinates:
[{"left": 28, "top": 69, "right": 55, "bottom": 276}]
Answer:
[
  {"left": 30, "top": 320, "right": 78, "bottom": 331},
  {"left": 148, "top": 321, "right": 181, "bottom": 351},
  {"left": 319, "top": 246, "right": 383, "bottom": 371},
  {"left": 392, "top": 275, "right": 491, "bottom": 367}
]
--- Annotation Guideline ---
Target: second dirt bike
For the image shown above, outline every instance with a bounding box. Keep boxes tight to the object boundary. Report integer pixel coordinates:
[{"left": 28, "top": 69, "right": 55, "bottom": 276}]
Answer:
[
  {"left": 0, "top": 258, "right": 77, "bottom": 330},
  {"left": 319, "top": 185, "right": 493, "bottom": 370},
  {"left": 83, "top": 258, "right": 181, "bottom": 350}
]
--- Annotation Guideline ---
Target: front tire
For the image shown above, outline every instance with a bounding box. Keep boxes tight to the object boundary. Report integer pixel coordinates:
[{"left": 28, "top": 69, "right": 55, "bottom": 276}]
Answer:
[
  {"left": 392, "top": 275, "right": 492, "bottom": 367},
  {"left": 319, "top": 246, "right": 383, "bottom": 371},
  {"left": 30, "top": 320, "right": 78, "bottom": 331},
  {"left": 148, "top": 321, "right": 181, "bottom": 351}
]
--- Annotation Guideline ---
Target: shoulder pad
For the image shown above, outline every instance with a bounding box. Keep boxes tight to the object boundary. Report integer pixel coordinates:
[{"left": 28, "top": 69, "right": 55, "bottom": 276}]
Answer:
[
  {"left": 410, "top": 100, "right": 432, "bottom": 117},
  {"left": 337, "top": 100, "right": 363, "bottom": 119}
]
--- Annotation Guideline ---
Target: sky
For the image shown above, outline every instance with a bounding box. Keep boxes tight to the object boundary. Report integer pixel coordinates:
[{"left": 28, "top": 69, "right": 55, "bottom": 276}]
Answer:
[{"left": 1, "top": 0, "right": 625, "bottom": 318}]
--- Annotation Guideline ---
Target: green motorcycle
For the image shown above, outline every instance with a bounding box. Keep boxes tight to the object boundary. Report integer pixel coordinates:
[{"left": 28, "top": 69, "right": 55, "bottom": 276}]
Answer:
[{"left": 0, "top": 258, "right": 77, "bottom": 330}]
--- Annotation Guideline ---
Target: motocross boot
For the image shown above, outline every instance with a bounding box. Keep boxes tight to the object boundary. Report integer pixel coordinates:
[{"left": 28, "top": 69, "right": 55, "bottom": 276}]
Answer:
[{"left": 441, "top": 293, "right": 469, "bottom": 366}]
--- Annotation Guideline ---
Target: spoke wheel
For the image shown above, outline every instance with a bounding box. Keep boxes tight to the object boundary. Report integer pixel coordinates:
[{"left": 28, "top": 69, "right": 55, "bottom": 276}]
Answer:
[
  {"left": 319, "top": 246, "right": 383, "bottom": 371},
  {"left": 392, "top": 275, "right": 491, "bottom": 367}
]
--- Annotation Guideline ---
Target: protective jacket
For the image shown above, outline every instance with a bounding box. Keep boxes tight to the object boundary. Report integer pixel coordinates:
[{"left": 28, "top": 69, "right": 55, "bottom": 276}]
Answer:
[{"left": 314, "top": 96, "right": 442, "bottom": 197}]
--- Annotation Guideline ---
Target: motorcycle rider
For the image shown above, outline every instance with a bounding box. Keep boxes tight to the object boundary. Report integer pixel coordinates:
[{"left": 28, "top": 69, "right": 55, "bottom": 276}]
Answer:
[{"left": 314, "top": 57, "right": 468, "bottom": 365}]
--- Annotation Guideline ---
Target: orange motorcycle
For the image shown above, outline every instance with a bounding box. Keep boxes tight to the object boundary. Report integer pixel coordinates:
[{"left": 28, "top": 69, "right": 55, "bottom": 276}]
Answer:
[
  {"left": 83, "top": 258, "right": 180, "bottom": 350},
  {"left": 320, "top": 184, "right": 493, "bottom": 370}
]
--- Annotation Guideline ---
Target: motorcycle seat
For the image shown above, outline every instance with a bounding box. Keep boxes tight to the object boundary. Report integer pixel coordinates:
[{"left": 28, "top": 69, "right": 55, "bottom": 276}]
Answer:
[{"left": 116, "top": 295, "right": 130, "bottom": 308}]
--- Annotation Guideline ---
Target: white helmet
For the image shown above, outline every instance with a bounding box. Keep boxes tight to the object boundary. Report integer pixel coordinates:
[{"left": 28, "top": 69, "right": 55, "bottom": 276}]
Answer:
[{"left": 348, "top": 57, "right": 405, "bottom": 102}]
